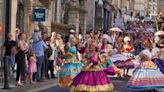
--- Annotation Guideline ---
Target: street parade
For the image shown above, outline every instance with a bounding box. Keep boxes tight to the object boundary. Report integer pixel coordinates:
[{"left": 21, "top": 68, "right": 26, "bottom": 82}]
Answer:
[{"left": 1, "top": 0, "right": 164, "bottom": 92}]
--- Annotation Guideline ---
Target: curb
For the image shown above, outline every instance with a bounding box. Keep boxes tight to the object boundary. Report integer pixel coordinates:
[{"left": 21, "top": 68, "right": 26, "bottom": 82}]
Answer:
[
  {"left": 23, "top": 79, "right": 58, "bottom": 92},
  {"left": 24, "top": 83, "right": 57, "bottom": 92}
]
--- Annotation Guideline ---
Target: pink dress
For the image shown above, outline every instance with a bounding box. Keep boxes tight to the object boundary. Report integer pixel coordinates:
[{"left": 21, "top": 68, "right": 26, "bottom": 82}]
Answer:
[{"left": 28, "top": 57, "right": 37, "bottom": 74}]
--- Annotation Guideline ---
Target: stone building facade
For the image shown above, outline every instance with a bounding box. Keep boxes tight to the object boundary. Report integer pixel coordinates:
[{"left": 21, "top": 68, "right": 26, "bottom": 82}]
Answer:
[{"left": 157, "top": 0, "right": 164, "bottom": 13}]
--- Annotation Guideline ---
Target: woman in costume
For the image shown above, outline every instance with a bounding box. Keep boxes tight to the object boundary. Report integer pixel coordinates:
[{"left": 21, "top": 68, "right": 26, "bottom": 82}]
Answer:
[
  {"left": 59, "top": 37, "right": 83, "bottom": 87},
  {"left": 152, "top": 31, "right": 164, "bottom": 74},
  {"left": 70, "top": 41, "right": 114, "bottom": 92},
  {"left": 128, "top": 38, "right": 164, "bottom": 90},
  {"left": 121, "top": 36, "right": 135, "bottom": 77},
  {"left": 99, "top": 34, "right": 122, "bottom": 77},
  {"left": 112, "top": 36, "right": 135, "bottom": 77}
]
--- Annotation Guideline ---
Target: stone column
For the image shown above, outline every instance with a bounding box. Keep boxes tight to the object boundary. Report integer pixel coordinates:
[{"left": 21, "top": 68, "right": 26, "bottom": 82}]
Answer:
[
  {"left": 68, "top": 10, "right": 80, "bottom": 35},
  {"left": 56, "top": 0, "right": 61, "bottom": 23},
  {"left": 83, "top": 14, "right": 86, "bottom": 37},
  {"left": 46, "top": 0, "right": 52, "bottom": 36},
  {"left": 76, "top": 12, "right": 80, "bottom": 35},
  {"left": 10, "top": 0, "right": 18, "bottom": 40},
  {"left": 24, "top": 0, "right": 34, "bottom": 40}
]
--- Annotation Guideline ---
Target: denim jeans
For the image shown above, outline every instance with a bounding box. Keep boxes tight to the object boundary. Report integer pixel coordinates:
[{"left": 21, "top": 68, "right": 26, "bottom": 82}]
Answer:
[
  {"left": 36, "top": 56, "right": 44, "bottom": 80},
  {"left": 5, "top": 55, "right": 15, "bottom": 70}
]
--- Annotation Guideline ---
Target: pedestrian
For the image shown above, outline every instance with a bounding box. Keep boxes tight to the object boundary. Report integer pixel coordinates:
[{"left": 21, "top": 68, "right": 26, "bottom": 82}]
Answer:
[
  {"left": 28, "top": 51, "right": 37, "bottom": 84},
  {"left": 56, "top": 34, "right": 65, "bottom": 73},
  {"left": 46, "top": 37, "right": 55, "bottom": 78},
  {"left": 42, "top": 32, "right": 49, "bottom": 79},
  {"left": 15, "top": 28, "right": 20, "bottom": 42},
  {"left": 32, "top": 32, "right": 48, "bottom": 82},
  {"left": 15, "top": 33, "right": 28, "bottom": 86},
  {"left": 32, "top": 27, "right": 42, "bottom": 42},
  {"left": 50, "top": 32, "right": 59, "bottom": 76},
  {"left": 3, "top": 33, "right": 17, "bottom": 76}
]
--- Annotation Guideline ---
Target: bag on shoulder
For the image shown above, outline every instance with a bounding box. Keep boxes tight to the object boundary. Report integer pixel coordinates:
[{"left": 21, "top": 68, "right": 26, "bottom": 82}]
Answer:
[{"left": 11, "top": 46, "right": 18, "bottom": 55}]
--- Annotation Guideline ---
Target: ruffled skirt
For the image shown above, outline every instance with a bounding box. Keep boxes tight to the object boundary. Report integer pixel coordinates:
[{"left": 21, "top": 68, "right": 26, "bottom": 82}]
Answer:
[
  {"left": 112, "top": 54, "right": 135, "bottom": 69},
  {"left": 128, "top": 61, "right": 164, "bottom": 89},
  {"left": 152, "top": 58, "right": 164, "bottom": 74},
  {"left": 70, "top": 65, "right": 114, "bottom": 92},
  {"left": 59, "top": 62, "right": 83, "bottom": 87}
]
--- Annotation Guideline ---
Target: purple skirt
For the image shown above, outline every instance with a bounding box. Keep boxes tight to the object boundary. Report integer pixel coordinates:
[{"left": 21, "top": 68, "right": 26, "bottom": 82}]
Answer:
[
  {"left": 73, "top": 71, "right": 111, "bottom": 86},
  {"left": 152, "top": 58, "right": 164, "bottom": 74}
]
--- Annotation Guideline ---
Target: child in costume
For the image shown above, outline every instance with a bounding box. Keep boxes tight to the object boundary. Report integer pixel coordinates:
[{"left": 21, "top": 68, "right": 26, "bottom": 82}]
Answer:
[
  {"left": 128, "top": 38, "right": 164, "bottom": 90},
  {"left": 70, "top": 41, "right": 114, "bottom": 92},
  {"left": 59, "top": 37, "right": 83, "bottom": 87}
]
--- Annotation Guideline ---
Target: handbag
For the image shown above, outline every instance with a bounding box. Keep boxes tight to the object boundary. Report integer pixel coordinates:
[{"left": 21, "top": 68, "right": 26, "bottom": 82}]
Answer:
[{"left": 11, "top": 46, "right": 19, "bottom": 55}]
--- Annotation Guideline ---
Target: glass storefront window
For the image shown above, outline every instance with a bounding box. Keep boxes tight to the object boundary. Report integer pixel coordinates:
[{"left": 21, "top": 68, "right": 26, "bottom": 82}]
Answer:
[{"left": 0, "top": 0, "right": 5, "bottom": 67}]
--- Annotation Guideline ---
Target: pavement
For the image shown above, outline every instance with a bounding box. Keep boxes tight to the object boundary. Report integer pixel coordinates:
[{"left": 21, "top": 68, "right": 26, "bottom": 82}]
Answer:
[
  {"left": 0, "top": 78, "right": 57, "bottom": 92},
  {"left": 0, "top": 67, "right": 57, "bottom": 92}
]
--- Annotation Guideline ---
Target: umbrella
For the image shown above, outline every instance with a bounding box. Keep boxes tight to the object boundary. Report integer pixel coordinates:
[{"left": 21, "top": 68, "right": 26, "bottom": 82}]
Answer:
[
  {"left": 155, "top": 31, "right": 164, "bottom": 36},
  {"left": 110, "top": 27, "right": 123, "bottom": 32}
]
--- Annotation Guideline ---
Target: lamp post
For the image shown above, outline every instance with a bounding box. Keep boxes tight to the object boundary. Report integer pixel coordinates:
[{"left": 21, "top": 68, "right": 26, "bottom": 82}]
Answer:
[{"left": 4, "top": 0, "right": 11, "bottom": 89}]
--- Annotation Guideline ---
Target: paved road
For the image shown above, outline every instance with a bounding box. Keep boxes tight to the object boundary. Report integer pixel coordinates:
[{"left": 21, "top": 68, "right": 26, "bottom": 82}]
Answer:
[
  {"left": 39, "top": 69, "right": 164, "bottom": 92},
  {"left": 39, "top": 77, "right": 164, "bottom": 92}
]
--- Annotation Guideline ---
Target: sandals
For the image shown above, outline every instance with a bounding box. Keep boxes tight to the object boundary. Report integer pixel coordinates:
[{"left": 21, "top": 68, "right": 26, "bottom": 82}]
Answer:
[{"left": 17, "top": 83, "right": 23, "bottom": 86}]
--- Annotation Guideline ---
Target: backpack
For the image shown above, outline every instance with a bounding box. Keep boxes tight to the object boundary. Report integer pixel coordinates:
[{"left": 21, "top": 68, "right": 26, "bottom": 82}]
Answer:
[{"left": 47, "top": 44, "right": 52, "bottom": 58}]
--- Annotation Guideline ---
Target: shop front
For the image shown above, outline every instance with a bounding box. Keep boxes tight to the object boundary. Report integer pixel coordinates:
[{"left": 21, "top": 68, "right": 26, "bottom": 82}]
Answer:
[{"left": 0, "top": 0, "right": 5, "bottom": 68}]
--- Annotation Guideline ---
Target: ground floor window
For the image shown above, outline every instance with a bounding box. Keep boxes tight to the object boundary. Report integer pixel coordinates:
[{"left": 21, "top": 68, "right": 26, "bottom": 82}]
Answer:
[{"left": 0, "top": 0, "right": 5, "bottom": 67}]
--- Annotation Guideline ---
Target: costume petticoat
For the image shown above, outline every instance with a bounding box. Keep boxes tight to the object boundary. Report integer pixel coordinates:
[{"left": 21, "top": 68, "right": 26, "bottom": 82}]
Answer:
[
  {"left": 112, "top": 54, "right": 135, "bottom": 69},
  {"left": 59, "top": 46, "right": 83, "bottom": 87},
  {"left": 128, "top": 49, "right": 164, "bottom": 89}
]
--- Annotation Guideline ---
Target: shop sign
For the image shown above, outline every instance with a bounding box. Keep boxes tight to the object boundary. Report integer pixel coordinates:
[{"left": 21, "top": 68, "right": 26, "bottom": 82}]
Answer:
[{"left": 32, "top": 8, "right": 46, "bottom": 22}]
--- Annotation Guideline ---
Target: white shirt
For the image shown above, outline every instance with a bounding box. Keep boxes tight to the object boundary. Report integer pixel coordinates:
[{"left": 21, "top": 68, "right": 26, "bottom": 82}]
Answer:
[{"left": 49, "top": 43, "right": 57, "bottom": 60}]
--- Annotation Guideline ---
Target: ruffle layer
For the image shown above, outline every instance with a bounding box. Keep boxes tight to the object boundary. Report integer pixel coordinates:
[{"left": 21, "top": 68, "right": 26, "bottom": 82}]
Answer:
[
  {"left": 59, "top": 74, "right": 75, "bottom": 87},
  {"left": 82, "top": 65, "right": 103, "bottom": 71},
  {"left": 137, "top": 61, "right": 157, "bottom": 69},
  {"left": 128, "top": 77, "right": 164, "bottom": 87},
  {"left": 70, "top": 83, "right": 114, "bottom": 92},
  {"left": 113, "top": 60, "right": 135, "bottom": 69}
]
